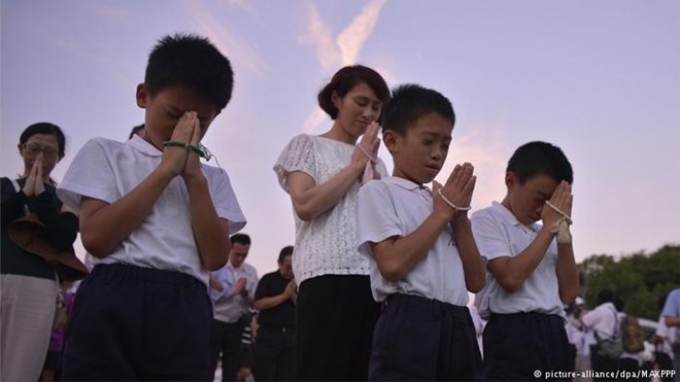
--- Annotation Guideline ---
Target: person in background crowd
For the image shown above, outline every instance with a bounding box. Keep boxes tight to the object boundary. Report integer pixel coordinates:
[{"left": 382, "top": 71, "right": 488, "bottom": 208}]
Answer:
[
  {"left": 253, "top": 245, "right": 297, "bottom": 381},
  {"left": 2, "top": 122, "right": 78, "bottom": 382}
]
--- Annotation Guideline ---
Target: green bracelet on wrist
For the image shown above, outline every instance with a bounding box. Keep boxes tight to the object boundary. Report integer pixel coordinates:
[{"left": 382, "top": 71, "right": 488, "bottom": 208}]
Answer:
[{"left": 161, "top": 140, "right": 202, "bottom": 155}]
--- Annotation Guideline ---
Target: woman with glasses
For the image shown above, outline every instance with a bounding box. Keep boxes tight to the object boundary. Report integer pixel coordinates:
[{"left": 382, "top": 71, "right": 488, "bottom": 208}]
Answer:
[{"left": 1, "top": 122, "right": 79, "bottom": 382}]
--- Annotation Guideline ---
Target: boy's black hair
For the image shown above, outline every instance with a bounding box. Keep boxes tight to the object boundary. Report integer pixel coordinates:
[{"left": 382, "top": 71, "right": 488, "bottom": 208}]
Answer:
[
  {"left": 595, "top": 289, "right": 615, "bottom": 306},
  {"left": 318, "top": 65, "right": 390, "bottom": 120},
  {"left": 381, "top": 84, "right": 455, "bottom": 136},
  {"left": 145, "top": 33, "right": 234, "bottom": 111},
  {"left": 614, "top": 297, "right": 625, "bottom": 312},
  {"left": 19, "top": 122, "right": 67, "bottom": 159},
  {"left": 278, "top": 245, "right": 294, "bottom": 263},
  {"left": 506, "top": 141, "right": 574, "bottom": 185},
  {"left": 230, "top": 233, "right": 251, "bottom": 246}
]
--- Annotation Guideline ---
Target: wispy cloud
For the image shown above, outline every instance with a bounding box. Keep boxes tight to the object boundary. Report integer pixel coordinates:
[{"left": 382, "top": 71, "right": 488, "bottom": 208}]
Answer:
[
  {"left": 298, "top": 0, "right": 341, "bottom": 72},
  {"left": 185, "top": 0, "right": 268, "bottom": 77},
  {"left": 300, "top": 0, "right": 387, "bottom": 70},
  {"left": 337, "top": 0, "right": 387, "bottom": 66},
  {"left": 298, "top": 0, "right": 389, "bottom": 132}
]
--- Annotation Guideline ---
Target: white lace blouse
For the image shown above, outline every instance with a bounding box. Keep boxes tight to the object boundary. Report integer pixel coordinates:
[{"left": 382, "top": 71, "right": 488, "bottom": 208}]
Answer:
[{"left": 274, "top": 134, "right": 388, "bottom": 286}]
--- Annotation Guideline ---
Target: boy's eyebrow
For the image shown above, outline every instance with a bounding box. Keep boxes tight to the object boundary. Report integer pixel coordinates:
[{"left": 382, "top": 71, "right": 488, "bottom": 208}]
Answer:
[{"left": 420, "top": 131, "right": 452, "bottom": 140}]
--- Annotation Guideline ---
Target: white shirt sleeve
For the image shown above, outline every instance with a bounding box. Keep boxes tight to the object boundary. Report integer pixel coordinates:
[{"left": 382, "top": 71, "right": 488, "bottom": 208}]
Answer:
[
  {"left": 273, "top": 134, "right": 317, "bottom": 192},
  {"left": 356, "top": 180, "right": 402, "bottom": 260},
  {"left": 207, "top": 167, "right": 246, "bottom": 234},
  {"left": 470, "top": 209, "right": 512, "bottom": 262},
  {"left": 57, "top": 138, "right": 122, "bottom": 211}
]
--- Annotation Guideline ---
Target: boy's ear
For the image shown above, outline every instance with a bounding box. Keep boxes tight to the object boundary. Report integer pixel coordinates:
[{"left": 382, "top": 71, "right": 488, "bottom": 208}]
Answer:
[
  {"left": 382, "top": 130, "right": 399, "bottom": 153},
  {"left": 136, "top": 83, "right": 149, "bottom": 108},
  {"left": 505, "top": 172, "right": 516, "bottom": 188}
]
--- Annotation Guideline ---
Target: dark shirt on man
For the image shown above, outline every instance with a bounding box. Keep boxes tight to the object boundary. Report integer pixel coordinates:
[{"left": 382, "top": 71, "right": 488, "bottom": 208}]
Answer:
[{"left": 255, "top": 271, "right": 295, "bottom": 328}]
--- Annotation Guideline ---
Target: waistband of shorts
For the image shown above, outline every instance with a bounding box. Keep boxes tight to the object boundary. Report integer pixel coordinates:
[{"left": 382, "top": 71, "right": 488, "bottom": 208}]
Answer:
[{"left": 90, "top": 263, "right": 204, "bottom": 290}]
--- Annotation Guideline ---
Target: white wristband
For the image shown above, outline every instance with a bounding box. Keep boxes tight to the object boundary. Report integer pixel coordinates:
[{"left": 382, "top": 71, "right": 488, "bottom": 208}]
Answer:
[{"left": 437, "top": 189, "right": 471, "bottom": 211}]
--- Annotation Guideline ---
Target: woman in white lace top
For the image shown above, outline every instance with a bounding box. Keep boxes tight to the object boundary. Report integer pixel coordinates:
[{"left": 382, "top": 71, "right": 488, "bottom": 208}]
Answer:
[{"left": 274, "top": 65, "right": 390, "bottom": 381}]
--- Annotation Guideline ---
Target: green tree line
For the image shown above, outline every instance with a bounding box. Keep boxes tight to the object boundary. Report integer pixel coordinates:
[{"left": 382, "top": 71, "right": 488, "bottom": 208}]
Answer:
[{"left": 579, "top": 244, "right": 680, "bottom": 320}]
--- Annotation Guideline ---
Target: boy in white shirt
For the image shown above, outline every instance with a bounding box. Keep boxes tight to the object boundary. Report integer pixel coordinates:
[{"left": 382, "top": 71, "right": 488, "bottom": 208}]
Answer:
[
  {"left": 57, "top": 34, "right": 246, "bottom": 381},
  {"left": 357, "top": 84, "right": 486, "bottom": 381},
  {"left": 471, "top": 141, "right": 579, "bottom": 381}
]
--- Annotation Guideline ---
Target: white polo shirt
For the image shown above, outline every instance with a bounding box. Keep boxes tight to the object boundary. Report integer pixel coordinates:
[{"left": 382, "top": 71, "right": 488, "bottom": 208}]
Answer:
[
  {"left": 581, "top": 302, "right": 619, "bottom": 339},
  {"left": 57, "top": 136, "right": 247, "bottom": 285},
  {"left": 356, "top": 177, "right": 469, "bottom": 306},
  {"left": 471, "top": 202, "right": 563, "bottom": 318}
]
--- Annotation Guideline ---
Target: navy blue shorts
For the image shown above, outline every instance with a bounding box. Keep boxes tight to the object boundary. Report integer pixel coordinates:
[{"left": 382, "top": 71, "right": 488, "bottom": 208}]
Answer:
[
  {"left": 483, "top": 312, "right": 573, "bottom": 381},
  {"left": 61, "top": 263, "right": 213, "bottom": 381},
  {"left": 369, "top": 294, "right": 483, "bottom": 381}
]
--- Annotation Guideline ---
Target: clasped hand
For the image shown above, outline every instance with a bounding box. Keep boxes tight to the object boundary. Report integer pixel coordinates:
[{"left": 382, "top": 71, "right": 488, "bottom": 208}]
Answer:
[
  {"left": 542, "top": 181, "right": 573, "bottom": 228},
  {"left": 433, "top": 162, "right": 477, "bottom": 221},
  {"left": 160, "top": 111, "right": 203, "bottom": 180},
  {"left": 22, "top": 154, "right": 46, "bottom": 197},
  {"left": 351, "top": 122, "right": 380, "bottom": 179}
]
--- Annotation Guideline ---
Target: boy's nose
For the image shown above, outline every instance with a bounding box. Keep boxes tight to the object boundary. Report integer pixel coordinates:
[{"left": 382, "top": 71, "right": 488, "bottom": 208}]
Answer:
[{"left": 431, "top": 147, "right": 443, "bottom": 160}]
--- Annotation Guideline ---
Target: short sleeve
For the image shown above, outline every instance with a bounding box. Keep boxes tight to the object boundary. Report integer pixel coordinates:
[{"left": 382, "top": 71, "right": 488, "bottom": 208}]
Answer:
[
  {"left": 206, "top": 167, "right": 247, "bottom": 234},
  {"left": 273, "top": 134, "right": 317, "bottom": 192},
  {"left": 57, "top": 138, "right": 121, "bottom": 212},
  {"left": 470, "top": 209, "right": 512, "bottom": 262},
  {"left": 356, "top": 180, "right": 402, "bottom": 260}
]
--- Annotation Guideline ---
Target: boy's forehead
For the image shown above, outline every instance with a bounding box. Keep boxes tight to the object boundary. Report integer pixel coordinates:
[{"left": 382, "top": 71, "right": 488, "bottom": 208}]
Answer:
[
  {"left": 519, "top": 173, "right": 559, "bottom": 192},
  {"left": 155, "top": 86, "right": 219, "bottom": 118},
  {"left": 406, "top": 114, "right": 453, "bottom": 137}
]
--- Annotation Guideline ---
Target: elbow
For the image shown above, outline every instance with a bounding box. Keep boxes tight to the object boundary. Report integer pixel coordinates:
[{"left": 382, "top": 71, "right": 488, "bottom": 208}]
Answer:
[
  {"left": 496, "top": 275, "right": 523, "bottom": 294},
  {"left": 291, "top": 197, "right": 325, "bottom": 222},
  {"left": 560, "top": 289, "right": 580, "bottom": 306},
  {"left": 81, "top": 233, "right": 112, "bottom": 259},
  {"left": 377, "top": 263, "right": 407, "bottom": 283},
  {"left": 203, "top": 239, "right": 231, "bottom": 271},
  {"left": 293, "top": 204, "right": 315, "bottom": 222},
  {"left": 204, "top": 257, "right": 228, "bottom": 272},
  {"left": 467, "top": 278, "right": 486, "bottom": 294}
]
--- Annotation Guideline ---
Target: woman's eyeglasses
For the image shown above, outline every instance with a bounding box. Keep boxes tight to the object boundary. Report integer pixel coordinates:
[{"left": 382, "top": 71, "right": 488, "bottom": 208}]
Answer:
[{"left": 20, "top": 143, "right": 59, "bottom": 159}]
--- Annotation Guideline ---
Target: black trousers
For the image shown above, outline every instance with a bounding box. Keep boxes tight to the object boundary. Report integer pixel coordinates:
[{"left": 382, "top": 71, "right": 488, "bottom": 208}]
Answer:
[
  {"left": 296, "top": 274, "right": 380, "bottom": 381},
  {"left": 254, "top": 326, "right": 296, "bottom": 381},
  {"left": 61, "top": 263, "right": 213, "bottom": 381},
  {"left": 211, "top": 317, "right": 248, "bottom": 382},
  {"left": 368, "top": 294, "right": 483, "bottom": 381},
  {"left": 483, "top": 312, "right": 573, "bottom": 381}
]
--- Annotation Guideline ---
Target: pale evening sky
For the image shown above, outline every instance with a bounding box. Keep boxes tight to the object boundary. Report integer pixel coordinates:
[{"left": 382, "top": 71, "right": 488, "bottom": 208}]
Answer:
[{"left": 1, "top": 0, "right": 679, "bottom": 277}]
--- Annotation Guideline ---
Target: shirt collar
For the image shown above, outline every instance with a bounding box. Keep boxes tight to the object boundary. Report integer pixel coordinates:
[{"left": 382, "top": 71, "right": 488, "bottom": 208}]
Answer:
[
  {"left": 127, "top": 134, "right": 162, "bottom": 157},
  {"left": 491, "top": 201, "right": 541, "bottom": 232},
  {"left": 382, "top": 176, "right": 431, "bottom": 193}
]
